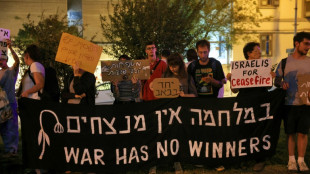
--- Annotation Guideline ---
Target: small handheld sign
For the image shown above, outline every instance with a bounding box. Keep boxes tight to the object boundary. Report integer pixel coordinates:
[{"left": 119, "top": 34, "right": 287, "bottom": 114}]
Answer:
[{"left": 152, "top": 78, "right": 180, "bottom": 98}]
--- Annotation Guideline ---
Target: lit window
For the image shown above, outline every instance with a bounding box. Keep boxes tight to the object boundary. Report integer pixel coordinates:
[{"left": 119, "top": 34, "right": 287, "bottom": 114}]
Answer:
[
  {"left": 260, "top": 34, "right": 272, "bottom": 57},
  {"left": 260, "top": 0, "right": 279, "bottom": 7},
  {"left": 305, "top": 0, "right": 310, "bottom": 17}
]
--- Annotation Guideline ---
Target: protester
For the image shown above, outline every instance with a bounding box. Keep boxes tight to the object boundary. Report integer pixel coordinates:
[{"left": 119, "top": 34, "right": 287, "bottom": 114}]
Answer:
[
  {"left": 142, "top": 42, "right": 167, "bottom": 101},
  {"left": 0, "top": 39, "right": 19, "bottom": 158},
  {"left": 111, "top": 55, "right": 141, "bottom": 104},
  {"left": 226, "top": 42, "right": 275, "bottom": 172},
  {"left": 160, "top": 52, "right": 197, "bottom": 174},
  {"left": 187, "top": 40, "right": 225, "bottom": 171},
  {"left": 160, "top": 49, "right": 170, "bottom": 63},
  {"left": 187, "top": 40, "right": 226, "bottom": 98},
  {"left": 19, "top": 44, "right": 45, "bottom": 99},
  {"left": 274, "top": 31, "right": 310, "bottom": 173},
  {"left": 163, "top": 53, "right": 197, "bottom": 97},
  {"left": 61, "top": 62, "right": 96, "bottom": 105},
  {"left": 18, "top": 44, "right": 45, "bottom": 174},
  {"left": 185, "top": 49, "right": 198, "bottom": 68}
]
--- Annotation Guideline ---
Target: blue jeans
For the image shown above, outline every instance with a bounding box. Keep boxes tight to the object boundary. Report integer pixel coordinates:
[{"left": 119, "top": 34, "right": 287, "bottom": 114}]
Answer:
[{"left": 0, "top": 103, "right": 19, "bottom": 153}]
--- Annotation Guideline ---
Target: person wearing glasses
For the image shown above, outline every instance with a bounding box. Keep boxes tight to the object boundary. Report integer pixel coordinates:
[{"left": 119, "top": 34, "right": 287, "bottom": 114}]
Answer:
[{"left": 142, "top": 41, "right": 167, "bottom": 101}]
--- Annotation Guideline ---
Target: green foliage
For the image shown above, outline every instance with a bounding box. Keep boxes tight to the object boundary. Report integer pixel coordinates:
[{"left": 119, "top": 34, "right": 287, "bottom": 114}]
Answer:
[
  {"left": 100, "top": 0, "right": 270, "bottom": 58},
  {"left": 14, "top": 13, "right": 81, "bottom": 88},
  {"left": 100, "top": 0, "right": 204, "bottom": 59}
]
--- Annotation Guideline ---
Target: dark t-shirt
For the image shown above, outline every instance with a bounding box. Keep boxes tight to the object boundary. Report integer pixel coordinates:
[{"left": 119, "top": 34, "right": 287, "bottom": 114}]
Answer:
[{"left": 187, "top": 58, "right": 225, "bottom": 98}]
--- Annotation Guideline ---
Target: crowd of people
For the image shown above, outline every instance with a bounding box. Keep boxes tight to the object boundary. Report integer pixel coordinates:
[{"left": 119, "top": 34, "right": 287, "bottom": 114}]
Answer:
[{"left": 0, "top": 31, "right": 310, "bottom": 174}]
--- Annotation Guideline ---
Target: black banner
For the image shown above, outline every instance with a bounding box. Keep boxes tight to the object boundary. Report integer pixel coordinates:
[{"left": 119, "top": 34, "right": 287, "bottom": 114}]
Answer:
[{"left": 19, "top": 89, "right": 285, "bottom": 173}]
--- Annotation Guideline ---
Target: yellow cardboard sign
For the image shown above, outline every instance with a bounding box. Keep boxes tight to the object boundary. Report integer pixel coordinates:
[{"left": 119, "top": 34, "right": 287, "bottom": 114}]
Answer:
[
  {"left": 152, "top": 78, "right": 180, "bottom": 98},
  {"left": 55, "top": 33, "right": 102, "bottom": 73},
  {"left": 101, "top": 60, "right": 150, "bottom": 81},
  {"left": 298, "top": 74, "right": 310, "bottom": 105}
]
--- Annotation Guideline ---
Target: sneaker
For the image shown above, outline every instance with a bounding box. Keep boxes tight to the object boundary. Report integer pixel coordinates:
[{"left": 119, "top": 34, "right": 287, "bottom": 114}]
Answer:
[
  {"left": 287, "top": 161, "right": 298, "bottom": 172},
  {"left": 215, "top": 165, "right": 225, "bottom": 172},
  {"left": 298, "top": 161, "right": 309, "bottom": 172},
  {"left": 174, "top": 162, "right": 183, "bottom": 174},
  {"left": 253, "top": 162, "right": 265, "bottom": 172}
]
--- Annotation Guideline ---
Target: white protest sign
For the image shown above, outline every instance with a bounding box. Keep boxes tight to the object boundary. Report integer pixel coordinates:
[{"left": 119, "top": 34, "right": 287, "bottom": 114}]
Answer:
[
  {"left": 298, "top": 74, "right": 310, "bottom": 105},
  {"left": 0, "top": 28, "right": 10, "bottom": 59},
  {"left": 230, "top": 59, "right": 272, "bottom": 89}
]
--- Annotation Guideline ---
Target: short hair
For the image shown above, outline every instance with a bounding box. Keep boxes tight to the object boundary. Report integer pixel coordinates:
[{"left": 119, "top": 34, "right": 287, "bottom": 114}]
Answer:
[
  {"left": 145, "top": 41, "right": 155, "bottom": 49},
  {"left": 196, "top": 40, "right": 210, "bottom": 51},
  {"left": 243, "top": 42, "right": 260, "bottom": 60},
  {"left": 119, "top": 54, "right": 131, "bottom": 60},
  {"left": 24, "top": 44, "right": 41, "bottom": 61},
  {"left": 186, "top": 49, "right": 198, "bottom": 62},
  {"left": 161, "top": 49, "right": 171, "bottom": 58},
  {"left": 293, "top": 32, "right": 310, "bottom": 48}
]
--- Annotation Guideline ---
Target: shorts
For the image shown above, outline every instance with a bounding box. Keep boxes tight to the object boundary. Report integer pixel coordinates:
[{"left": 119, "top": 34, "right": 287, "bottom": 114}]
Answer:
[{"left": 283, "top": 105, "right": 310, "bottom": 134}]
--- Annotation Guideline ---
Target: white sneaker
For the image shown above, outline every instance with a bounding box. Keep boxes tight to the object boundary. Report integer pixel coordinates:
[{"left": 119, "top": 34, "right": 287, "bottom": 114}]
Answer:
[
  {"left": 287, "top": 161, "right": 298, "bottom": 172},
  {"left": 298, "top": 161, "right": 309, "bottom": 172}
]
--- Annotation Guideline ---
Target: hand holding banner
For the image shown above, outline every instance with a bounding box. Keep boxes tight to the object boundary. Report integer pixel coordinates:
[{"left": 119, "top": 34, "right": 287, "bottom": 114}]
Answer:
[{"left": 55, "top": 33, "right": 102, "bottom": 73}]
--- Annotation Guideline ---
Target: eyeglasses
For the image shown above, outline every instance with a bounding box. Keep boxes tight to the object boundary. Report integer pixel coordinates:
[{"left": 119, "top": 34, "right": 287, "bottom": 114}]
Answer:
[{"left": 146, "top": 47, "right": 156, "bottom": 50}]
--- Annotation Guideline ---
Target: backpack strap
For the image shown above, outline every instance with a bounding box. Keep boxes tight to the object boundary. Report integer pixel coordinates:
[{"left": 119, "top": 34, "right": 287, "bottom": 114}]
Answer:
[
  {"left": 274, "top": 58, "right": 287, "bottom": 88},
  {"left": 281, "top": 58, "right": 287, "bottom": 77},
  {"left": 151, "top": 59, "right": 161, "bottom": 75},
  {"left": 27, "top": 68, "right": 43, "bottom": 96}
]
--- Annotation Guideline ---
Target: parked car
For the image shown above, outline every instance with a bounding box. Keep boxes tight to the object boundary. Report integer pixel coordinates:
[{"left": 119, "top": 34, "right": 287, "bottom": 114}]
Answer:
[{"left": 95, "top": 82, "right": 115, "bottom": 105}]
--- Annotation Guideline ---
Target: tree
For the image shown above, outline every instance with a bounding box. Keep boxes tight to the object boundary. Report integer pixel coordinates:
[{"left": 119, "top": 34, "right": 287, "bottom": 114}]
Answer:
[
  {"left": 100, "top": 0, "right": 270, "bottom": 58},
  {"left": 197, "top": 0, "right": 271, "bottom": 46},
  {"left": 100, "top": 0, "right": 204, "bottom": 59},
  {"left": 14, "top": 13, "right": 82, "bottom": 89}
]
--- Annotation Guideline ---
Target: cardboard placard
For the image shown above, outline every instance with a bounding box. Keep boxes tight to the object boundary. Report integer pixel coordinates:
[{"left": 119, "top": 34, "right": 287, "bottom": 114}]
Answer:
[
  {"left": 152, "top": 78, "right": 180, "bottom": 98},
  {"left": 55, "top": 33, "right": 102, "bottom": 73},
  {"left": 298, "top": 74, "right": 310, "bottom": 105},
  {"left": 0, "top": 28, "right": 10, "bottom": 59},
  {"left": 101, "top": 60, "right": 150, "bottom": 81},
  {"left": 230, "top": 59, "right": 272, "bottom": 89}
]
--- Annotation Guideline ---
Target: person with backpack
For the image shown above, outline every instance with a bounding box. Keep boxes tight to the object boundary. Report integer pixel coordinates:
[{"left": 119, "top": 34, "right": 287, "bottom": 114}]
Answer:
[
  {"left": 142, "top": 41, "right": 167, "bottom": 101},
  {"left": 19, "top": 44, "right": 45, "bottom": 174},
  {"left": 61, "top": 62, "right": 96, "bottom": 105},
  {"left": 187, "top": 40, "right": 226, "bottom": 171},
  {"left": 0, "top": 39, "right": 20, "bottom": 158},
  {"left": 19, "top": 44, "right": 45, "bottom": 100},
  {"left": 187, "top": 40, "right": 226, "bottom": 99},
  {"left": 275, "top": 32, "right": 310, "bottom": 173}
]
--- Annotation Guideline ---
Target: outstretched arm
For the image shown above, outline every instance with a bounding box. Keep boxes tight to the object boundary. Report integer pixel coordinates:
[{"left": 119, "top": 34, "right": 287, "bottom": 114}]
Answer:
[{"left": 7, "top": 39, "right": 19, "bottom": 71}]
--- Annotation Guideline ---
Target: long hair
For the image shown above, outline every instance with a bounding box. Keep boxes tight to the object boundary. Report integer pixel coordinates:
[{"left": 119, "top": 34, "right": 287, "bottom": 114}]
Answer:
[{"left": 164, "top": 53, "right": 187, "bottom": 78}]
